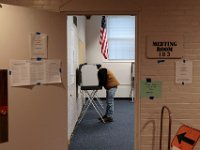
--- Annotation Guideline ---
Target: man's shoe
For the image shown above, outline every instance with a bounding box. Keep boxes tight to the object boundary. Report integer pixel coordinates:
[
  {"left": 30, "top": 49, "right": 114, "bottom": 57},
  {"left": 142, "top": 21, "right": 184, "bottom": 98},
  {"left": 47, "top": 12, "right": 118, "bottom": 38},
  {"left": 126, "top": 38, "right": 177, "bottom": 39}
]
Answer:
[
  {"left": 98, "top": 115, "right": 107, "bottom": 121},
  {"left": 103, "top": 117, "right": 113, "bottom": 123}
]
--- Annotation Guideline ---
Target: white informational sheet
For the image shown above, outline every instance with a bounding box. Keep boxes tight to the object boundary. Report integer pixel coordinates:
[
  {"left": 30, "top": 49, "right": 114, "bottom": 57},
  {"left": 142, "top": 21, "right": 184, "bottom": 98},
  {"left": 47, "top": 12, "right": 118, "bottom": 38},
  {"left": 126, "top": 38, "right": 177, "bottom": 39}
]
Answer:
[
  {"left": 30, "top": 32, "right": 48, "bottom": 59},
  {"left": 45, "top": 60, "right": 61, "bottom": 84},
  {"left": 30, "top": 60, "right": 45, "bottom": 85},
  {"left": 10, "top": 60, "right": 31, "bottom": 86},
  {"left": 176, "top": 60, "right": 192, "bottom": 84},
  {"left": 10, "top": 59, "right": 61, "bottom": 86}
]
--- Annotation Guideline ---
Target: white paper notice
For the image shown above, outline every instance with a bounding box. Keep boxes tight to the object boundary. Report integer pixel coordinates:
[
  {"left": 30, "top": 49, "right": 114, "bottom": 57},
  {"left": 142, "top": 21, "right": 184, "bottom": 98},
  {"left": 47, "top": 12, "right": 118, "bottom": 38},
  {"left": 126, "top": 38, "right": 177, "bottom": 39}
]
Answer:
[
  {"left": 10, "top": 59, "right": 62, "bottom": 86},
  {"left": 176, "top": 60, "right": 192, "bottom": 84},
  {"left": 30, "top": 32, "right": 48, "bottom": 59},
  {"left": 45, "top": 60, "right": 61, "bottom": 84},
  {"left": 10, "top": 60, "right": 30, "bottom": 86},
  {"left": 30, "top": 61, "right": 45, "bottom": 84}
]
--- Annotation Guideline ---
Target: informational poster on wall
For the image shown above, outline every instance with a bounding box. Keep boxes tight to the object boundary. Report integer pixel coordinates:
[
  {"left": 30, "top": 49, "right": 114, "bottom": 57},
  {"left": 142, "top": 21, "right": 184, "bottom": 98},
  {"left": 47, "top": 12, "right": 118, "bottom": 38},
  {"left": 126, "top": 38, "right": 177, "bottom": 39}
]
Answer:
[
  {"left": 176, "top": 60, "right": 192, "bottom": 84},
  {"left": 30, "top": 32, "right": 48, "bottom": 59},
  {"left": 10, "top": 59, "right": 61, "bottom": 86},
  {"left": 140, "top": 80, "right": 162, "bottom": 99},
  {"left": 146, "top": 35, "right": 183, "bottom": 59}
]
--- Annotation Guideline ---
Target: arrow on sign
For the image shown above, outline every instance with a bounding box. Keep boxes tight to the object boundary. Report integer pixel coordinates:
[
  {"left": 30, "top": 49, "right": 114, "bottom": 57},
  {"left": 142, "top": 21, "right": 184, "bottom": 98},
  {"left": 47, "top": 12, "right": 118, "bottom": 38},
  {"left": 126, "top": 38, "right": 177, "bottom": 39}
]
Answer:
[{"left": 177, "top": 132, "right": 195, "bottom": 145}]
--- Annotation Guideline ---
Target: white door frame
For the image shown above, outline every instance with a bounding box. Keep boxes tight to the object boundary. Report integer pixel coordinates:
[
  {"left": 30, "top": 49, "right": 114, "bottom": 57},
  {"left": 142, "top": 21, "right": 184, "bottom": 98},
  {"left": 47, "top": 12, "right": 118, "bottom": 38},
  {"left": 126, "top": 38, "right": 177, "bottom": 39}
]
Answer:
[{"left": 66, "top": 11, "right": 141, "bottom": 150}]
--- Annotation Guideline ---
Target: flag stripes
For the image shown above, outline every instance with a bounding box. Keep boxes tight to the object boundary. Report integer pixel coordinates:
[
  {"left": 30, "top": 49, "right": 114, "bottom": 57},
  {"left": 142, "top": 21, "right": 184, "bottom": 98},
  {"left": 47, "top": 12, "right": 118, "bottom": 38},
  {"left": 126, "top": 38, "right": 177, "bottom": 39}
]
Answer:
[{"left": 99, "top": 16, "right": 108, "bottom": 59}]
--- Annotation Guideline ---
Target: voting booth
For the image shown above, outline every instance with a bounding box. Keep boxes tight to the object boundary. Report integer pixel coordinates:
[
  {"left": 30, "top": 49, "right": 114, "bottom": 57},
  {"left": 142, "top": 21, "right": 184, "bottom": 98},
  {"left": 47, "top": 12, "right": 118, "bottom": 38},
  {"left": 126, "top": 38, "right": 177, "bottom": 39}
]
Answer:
[{"left": 77, "top": 64, "right": 104, "bottom": 123}]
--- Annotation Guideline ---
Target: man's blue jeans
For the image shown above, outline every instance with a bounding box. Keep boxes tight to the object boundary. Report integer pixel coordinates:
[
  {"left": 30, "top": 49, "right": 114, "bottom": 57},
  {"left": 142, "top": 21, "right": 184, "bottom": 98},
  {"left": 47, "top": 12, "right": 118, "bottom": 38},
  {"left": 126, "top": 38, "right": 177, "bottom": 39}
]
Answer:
[{"left": 106, "top": 87, "right": 117, "bottom": 117}]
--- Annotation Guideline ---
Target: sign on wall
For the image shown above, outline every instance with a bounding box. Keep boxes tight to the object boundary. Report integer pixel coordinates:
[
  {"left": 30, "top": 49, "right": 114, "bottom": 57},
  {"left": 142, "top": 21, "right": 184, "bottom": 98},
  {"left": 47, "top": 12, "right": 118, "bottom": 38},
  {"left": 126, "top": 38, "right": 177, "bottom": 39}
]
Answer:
[
  {"left": 171, "top": 125, "right": 200, "bottom": 150},
  {"left": 140, "top": 80, "right": 162, "bottom": 99},
  {"left": 30, "top": 32, "right": 48, "bottom": 59},
  {"left": 146, "top": 35, "right": 183, "bottom": 59},
  {"left": 176, "top": 60, "right": 192, "bottom": 84}
]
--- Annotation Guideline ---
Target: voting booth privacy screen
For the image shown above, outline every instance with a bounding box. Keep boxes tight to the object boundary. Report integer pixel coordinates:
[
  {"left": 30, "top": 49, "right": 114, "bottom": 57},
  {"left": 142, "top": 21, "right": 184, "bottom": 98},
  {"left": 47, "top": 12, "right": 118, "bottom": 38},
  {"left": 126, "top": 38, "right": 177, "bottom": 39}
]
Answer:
[{"left": 79, "top": 64, "right": 99, "bottom": 87}]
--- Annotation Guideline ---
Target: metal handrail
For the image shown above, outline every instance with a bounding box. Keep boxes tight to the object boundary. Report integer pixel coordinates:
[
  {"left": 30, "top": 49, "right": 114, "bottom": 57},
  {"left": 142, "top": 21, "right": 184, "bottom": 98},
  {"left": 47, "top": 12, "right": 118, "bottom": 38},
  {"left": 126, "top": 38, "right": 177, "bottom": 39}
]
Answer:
[{"left": 159, "top": 106, "right": 172, "bottom": 150}]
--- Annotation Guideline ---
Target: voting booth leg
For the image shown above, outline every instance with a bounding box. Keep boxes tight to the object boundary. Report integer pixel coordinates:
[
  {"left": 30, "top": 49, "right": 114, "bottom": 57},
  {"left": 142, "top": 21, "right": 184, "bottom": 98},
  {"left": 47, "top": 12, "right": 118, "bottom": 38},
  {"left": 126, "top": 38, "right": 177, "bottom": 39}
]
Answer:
[
  {"left": 78, "top": 98, "right": 91, "bottom": 124},
  {"left": 78, "top": 90, "right": 105, "bottom": 124},
  {"left": 131, "top": 90, "right": 134, "bottom": 102},
  {"left": 91, "top": 102, "right": 105, "bottom": 123},
  {"left": 86, "top": 90, "right": 104, "bottom": 116},
  {"left": 95, "top": 94, "right": 104, "bottom": 109},
  {"left": 92, "top": 94, "right": 104, "bottom": 115}
]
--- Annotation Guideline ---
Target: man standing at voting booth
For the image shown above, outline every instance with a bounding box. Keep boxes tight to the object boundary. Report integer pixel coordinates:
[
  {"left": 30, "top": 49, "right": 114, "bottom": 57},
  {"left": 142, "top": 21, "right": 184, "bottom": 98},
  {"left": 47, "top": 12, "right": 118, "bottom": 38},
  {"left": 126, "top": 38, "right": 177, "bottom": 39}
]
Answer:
[{"left": 97, "top": 66, "right": 119, "bottom": 123}]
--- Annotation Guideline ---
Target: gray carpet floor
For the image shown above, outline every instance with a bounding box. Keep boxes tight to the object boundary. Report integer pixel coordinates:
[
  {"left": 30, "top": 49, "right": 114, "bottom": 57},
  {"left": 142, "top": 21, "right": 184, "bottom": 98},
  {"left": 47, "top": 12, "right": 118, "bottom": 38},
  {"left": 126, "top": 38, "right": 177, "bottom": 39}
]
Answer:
[{"left": 69, "top": 100, "right": 134, "bottom": 150}]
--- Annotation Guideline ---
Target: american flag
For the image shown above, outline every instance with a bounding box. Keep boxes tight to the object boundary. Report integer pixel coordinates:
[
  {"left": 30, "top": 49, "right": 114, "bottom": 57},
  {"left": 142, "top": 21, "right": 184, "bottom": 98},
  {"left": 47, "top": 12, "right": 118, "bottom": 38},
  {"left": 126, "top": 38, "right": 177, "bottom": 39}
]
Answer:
[{"left": 99, "top": 16, "right": 108, "bottom": 59}]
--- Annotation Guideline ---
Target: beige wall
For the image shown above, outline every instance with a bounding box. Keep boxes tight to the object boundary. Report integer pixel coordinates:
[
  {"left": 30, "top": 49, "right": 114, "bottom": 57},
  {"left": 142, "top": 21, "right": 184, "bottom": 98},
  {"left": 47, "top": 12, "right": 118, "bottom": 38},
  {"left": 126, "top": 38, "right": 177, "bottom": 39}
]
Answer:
[
  {"left": 2, "top": 0, "right": 200, "bottom": 150},
  {"left": 140, "top": 2, "right": 200, "bottom": 150},
  {"left": 61, "top": 0, "right": 200, "bottom": 150},
  {"left": 0, "top": 4, "right": 67, "bottom": 150}
]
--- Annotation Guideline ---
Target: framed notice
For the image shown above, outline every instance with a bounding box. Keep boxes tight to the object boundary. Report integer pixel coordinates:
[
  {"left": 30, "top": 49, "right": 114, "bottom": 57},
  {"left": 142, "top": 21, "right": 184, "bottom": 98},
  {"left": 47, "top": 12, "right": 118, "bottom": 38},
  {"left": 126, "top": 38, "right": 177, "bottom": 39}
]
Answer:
[
  {"left": 146, "top": 35, "right": 183, "bottom": 59},
  {"left": 30, "top": 32, "right": 48, "bottom": 59}
]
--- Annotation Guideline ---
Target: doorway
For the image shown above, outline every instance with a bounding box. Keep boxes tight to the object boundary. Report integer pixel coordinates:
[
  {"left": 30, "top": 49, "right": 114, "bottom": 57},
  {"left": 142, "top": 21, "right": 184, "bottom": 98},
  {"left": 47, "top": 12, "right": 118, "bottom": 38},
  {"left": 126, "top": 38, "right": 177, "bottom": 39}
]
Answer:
[{"left": 67, "top": 14, "right": 138, "bottom": 150}]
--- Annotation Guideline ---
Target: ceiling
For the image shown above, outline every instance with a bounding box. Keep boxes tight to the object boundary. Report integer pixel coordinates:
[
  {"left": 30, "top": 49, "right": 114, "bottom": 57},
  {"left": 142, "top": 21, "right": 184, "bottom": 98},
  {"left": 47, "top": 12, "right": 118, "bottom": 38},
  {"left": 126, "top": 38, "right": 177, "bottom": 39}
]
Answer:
[
  {"left": 0, "top": 0, "right": 71, "bottom": 12},
  {"left": 0, "top": 0, "right": 141, "bottom": 15}
]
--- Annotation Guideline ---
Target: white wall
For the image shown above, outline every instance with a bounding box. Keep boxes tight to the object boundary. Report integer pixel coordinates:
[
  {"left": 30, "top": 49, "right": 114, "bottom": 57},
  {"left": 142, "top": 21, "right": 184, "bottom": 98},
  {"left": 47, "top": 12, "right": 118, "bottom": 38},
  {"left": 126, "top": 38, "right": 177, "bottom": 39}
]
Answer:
[
  {"left": 0, "top": 4, "right": 67, "bottom": 150},
  {"left": 86, "top": 16, "right": 135, "bottom": 97},
  {"left": 67, "top": 16, "right": 86, "bottom": 139},
  {"left": 77, "top": 16, "right": 86, "bottom": 45}
]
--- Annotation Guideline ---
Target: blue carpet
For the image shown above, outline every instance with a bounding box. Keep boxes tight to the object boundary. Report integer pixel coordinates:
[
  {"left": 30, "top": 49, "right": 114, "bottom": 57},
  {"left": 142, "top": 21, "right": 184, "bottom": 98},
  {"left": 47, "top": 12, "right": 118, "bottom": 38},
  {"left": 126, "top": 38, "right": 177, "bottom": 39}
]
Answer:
[{"left": 69, "top": 100, "right": 134, "bottom": 150}]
